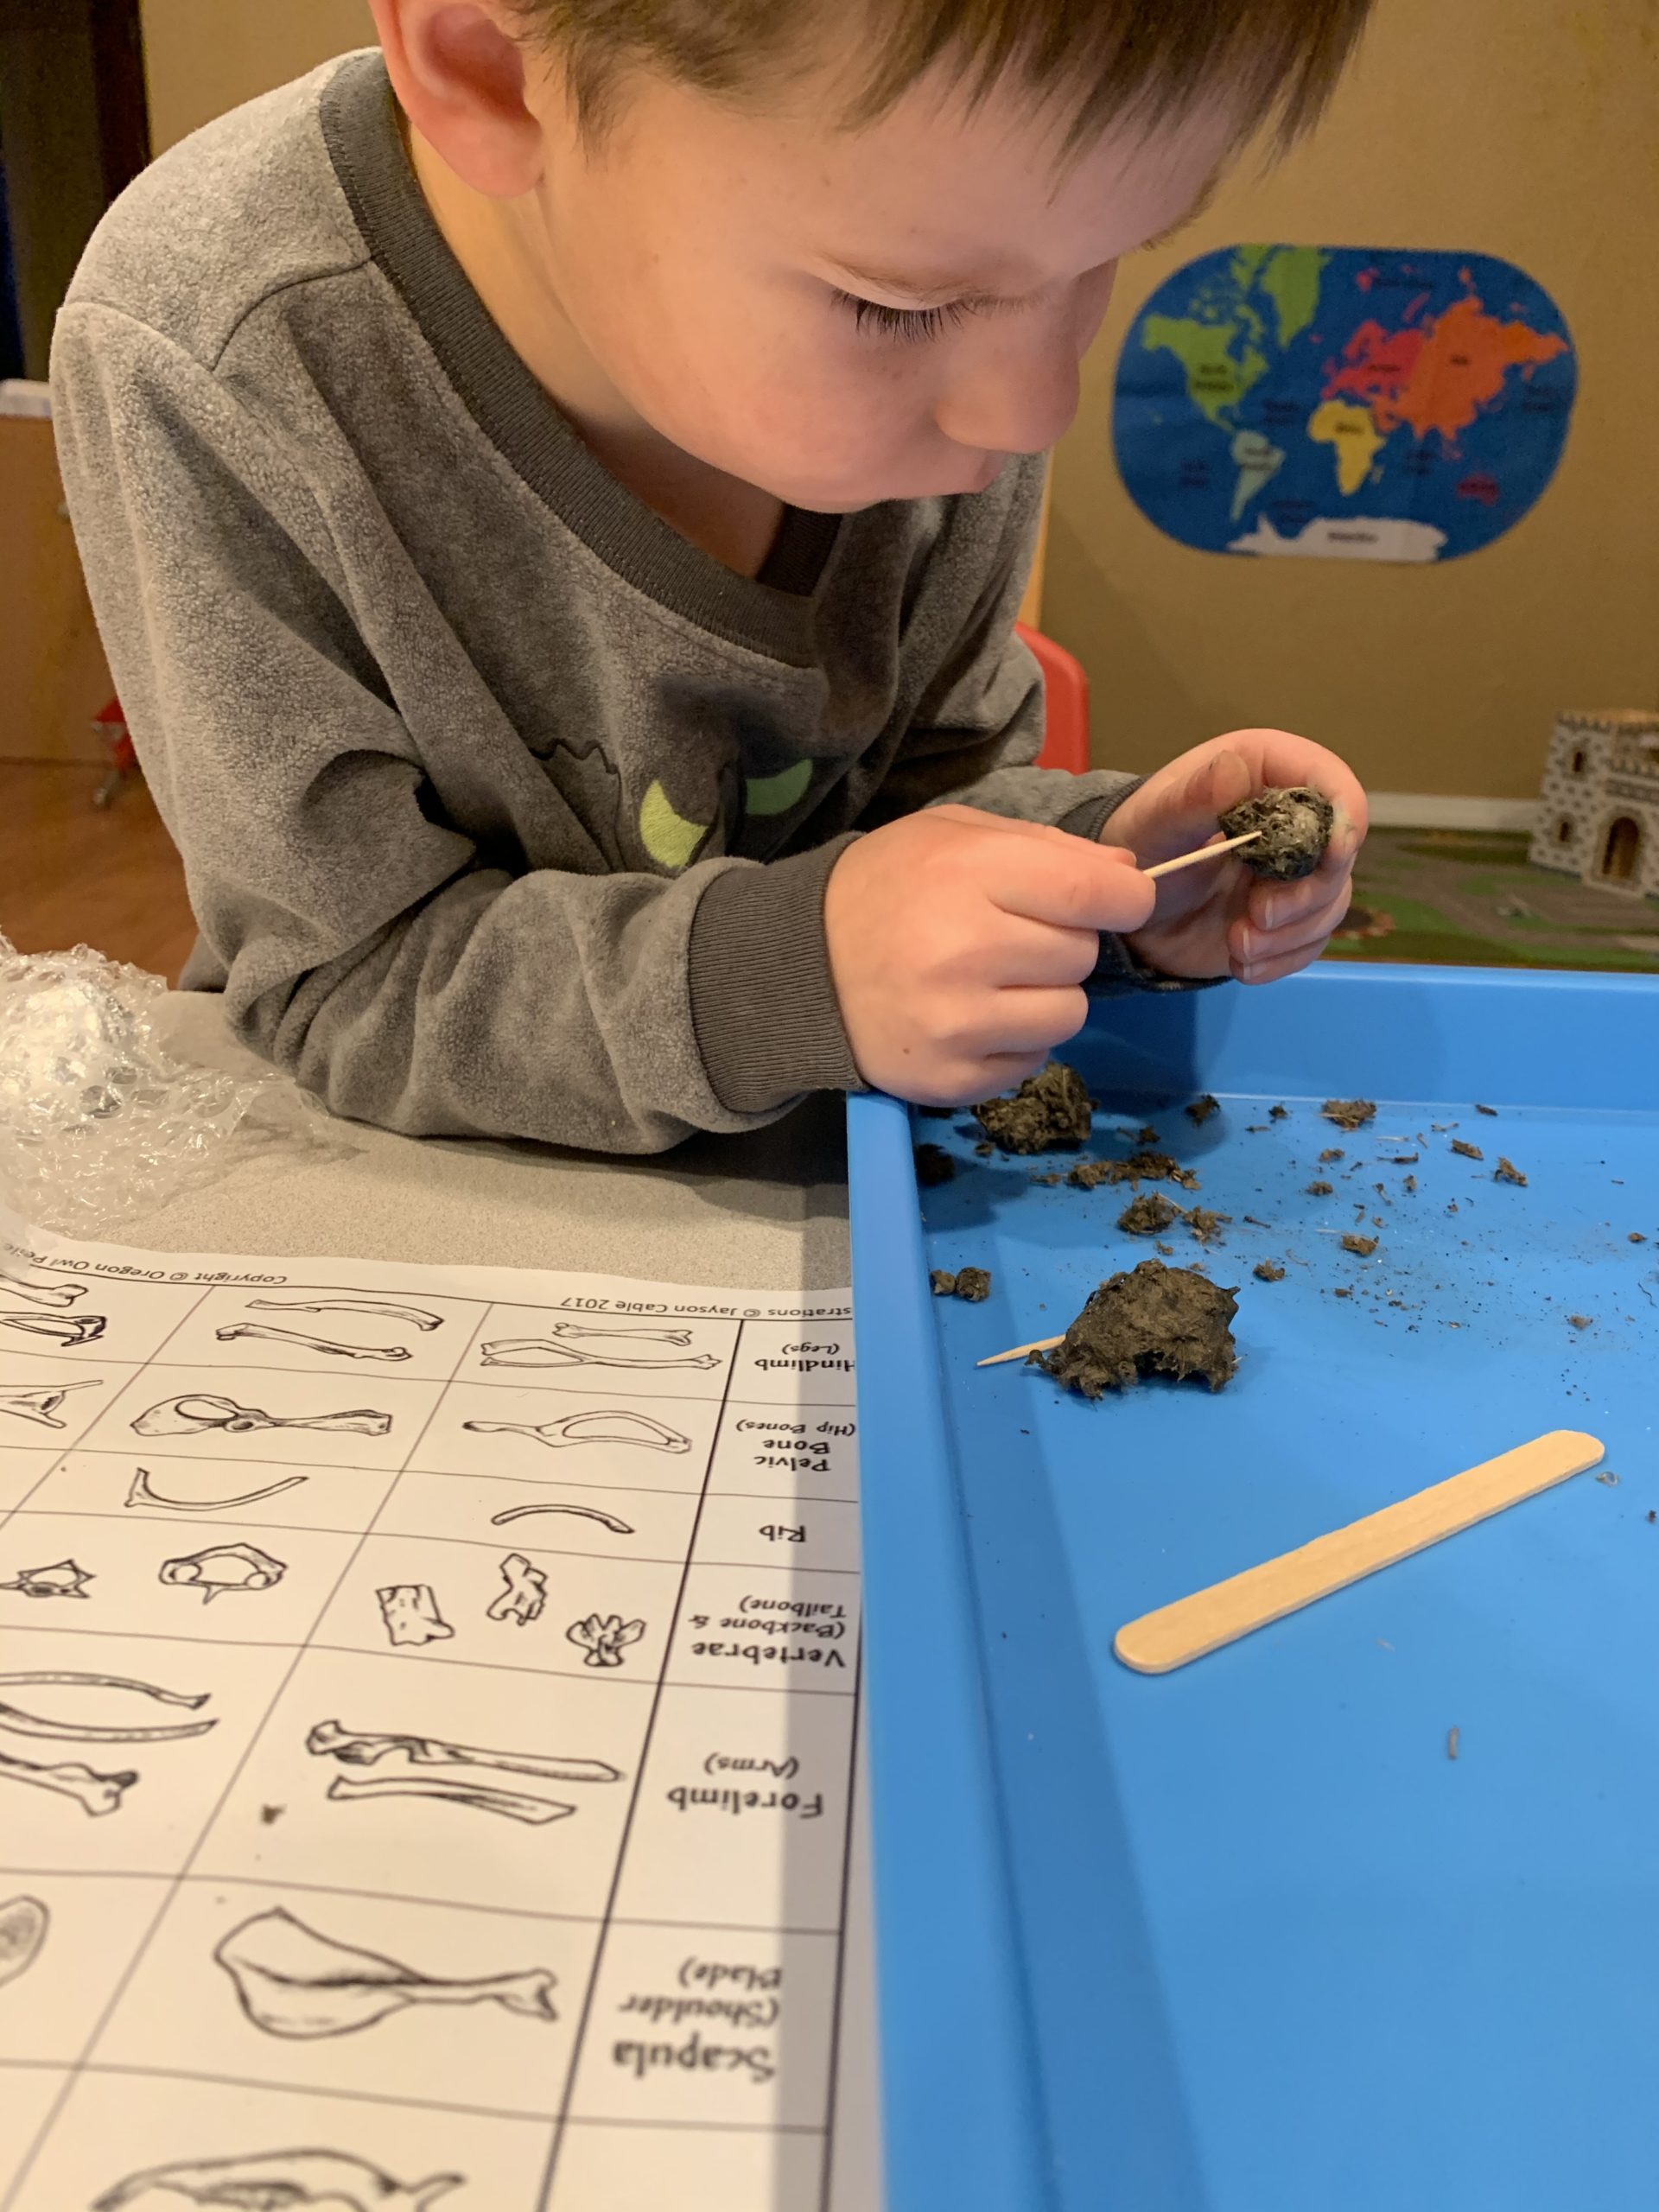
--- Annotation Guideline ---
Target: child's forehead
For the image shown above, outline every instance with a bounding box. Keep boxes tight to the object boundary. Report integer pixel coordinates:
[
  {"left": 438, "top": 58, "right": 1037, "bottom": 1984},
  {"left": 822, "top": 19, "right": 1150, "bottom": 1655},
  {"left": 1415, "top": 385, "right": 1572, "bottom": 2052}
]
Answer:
[{"left": 768, "top": 79, "right": 1238, "bottom": 282}]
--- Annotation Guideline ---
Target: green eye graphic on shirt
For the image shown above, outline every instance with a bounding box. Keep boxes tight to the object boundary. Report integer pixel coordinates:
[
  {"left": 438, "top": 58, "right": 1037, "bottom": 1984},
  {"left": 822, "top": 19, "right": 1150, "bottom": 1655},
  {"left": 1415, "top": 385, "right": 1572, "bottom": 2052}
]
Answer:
[
  {"left": 639, "top": 761, "right": 815, "bottom": 869},
  {"left": 745, "top": 760, "right": 813, "bottom": 816},
  {"left": 639, "top": 780, "right": 708, "bottom": 870}
]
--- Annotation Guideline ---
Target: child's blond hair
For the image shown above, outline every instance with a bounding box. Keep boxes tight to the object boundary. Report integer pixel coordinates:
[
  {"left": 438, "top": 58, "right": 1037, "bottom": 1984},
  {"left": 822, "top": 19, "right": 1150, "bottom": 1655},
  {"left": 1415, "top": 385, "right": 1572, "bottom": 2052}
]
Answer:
[{"left": 519, "top": 0, "right": 1372, "bottom": 156}]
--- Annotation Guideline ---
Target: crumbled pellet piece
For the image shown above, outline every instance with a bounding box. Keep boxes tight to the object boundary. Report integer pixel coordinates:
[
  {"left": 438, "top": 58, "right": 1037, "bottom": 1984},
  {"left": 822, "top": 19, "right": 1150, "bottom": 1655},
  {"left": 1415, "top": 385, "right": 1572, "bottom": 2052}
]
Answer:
[
  {"left": 1066, "top": 1160, "right": 1117, "bottom": 1190},
  {"left": 1118, "top": 1193, "right": 1181, "bottom": 1237},
  {"left": 1185, "top": 1208, "right": 1230, "bottom": 1245},
  {"left": 1322, "top": 1099, "right": 1376, "bottom": 1131}
]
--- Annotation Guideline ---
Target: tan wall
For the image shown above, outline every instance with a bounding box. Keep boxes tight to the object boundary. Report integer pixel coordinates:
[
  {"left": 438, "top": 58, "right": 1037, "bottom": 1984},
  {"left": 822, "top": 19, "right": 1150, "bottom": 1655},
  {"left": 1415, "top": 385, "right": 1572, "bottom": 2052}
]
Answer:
[
  {"left": 1047, "top": 0, "right": 1659, "bottom": 800},
  {"left": 139, "top": 0, "right": 373, "bottom": 154}
]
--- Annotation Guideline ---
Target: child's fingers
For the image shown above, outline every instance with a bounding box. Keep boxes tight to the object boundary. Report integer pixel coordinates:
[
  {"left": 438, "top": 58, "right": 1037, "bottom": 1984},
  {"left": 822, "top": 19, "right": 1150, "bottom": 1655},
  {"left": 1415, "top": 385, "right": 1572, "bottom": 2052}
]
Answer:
[
  {"left": 1122, "top": 748, "right": 1255, "bottom": 867},
  {"left": 1248, "top": 862, "right": 1354, "bottom": 934},
  {"left": 978, "top": 985, "right": 1091, "bottom": 1057},
  {"left": 1233, "top": 883, "right": 1352, "bottom": 975},
  {"left": 986, "top": 834, "right": 1156, "bottom": 936},
  {"left": 979, "top": 915, "right": 1103, "bottom": 988},
  {"left": 1235, "top": 938, "right": 1332, "bottom": 986}
]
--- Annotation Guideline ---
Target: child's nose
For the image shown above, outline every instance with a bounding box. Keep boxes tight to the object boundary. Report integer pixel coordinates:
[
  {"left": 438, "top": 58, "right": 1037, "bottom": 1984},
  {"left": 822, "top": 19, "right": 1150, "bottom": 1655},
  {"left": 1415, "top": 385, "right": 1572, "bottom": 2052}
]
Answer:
[{"left": 932, "top": 339, "right": 1081, "bottom": 458}]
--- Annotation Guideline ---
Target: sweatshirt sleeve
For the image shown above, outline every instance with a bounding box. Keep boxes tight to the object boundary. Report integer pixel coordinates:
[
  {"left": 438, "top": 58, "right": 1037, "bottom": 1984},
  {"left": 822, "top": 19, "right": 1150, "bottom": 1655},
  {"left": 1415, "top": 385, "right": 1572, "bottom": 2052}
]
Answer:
[{"left": 51, "top": 303, "right": 861, "bottom": 1151}]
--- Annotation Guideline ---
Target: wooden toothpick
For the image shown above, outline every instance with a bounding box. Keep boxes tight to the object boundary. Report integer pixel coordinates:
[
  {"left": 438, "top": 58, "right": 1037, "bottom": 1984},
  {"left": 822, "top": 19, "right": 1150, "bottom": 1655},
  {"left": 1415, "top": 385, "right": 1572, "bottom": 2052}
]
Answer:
[
  {"left": 1143, "top": 829, "right": 1262, "bottom": 881},
  {"left": 977, "top": 1333, "right": 1064, "bottom": 1368}
]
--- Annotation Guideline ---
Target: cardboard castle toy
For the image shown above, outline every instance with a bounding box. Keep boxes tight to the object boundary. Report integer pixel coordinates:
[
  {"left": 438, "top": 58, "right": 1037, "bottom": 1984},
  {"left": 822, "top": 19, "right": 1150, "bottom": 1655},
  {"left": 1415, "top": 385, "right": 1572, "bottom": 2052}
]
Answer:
[{"left": 1530, "top": 710, "right": 1659, "bottom": 899}]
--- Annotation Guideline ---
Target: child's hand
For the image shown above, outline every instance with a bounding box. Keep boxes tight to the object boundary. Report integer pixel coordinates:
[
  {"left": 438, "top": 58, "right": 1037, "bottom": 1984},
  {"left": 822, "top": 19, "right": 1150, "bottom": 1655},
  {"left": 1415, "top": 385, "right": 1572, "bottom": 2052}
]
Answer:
[
  {"left": 825, "top": 805, "right": 1155, "bottom": 1103},
  {"left": 1105, "top": 732, "right": 1366, "bottom": 984}
]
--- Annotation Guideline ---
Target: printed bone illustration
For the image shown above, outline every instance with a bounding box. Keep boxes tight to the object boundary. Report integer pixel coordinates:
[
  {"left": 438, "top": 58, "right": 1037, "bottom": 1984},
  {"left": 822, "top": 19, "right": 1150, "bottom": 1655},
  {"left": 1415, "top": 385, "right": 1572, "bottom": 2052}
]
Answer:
[
  {"left": 0, "top": 1745, "right": 137, "bottom": 1815},
  {"left": 159, "top": 1542, "right": 287, "bottom": 1602},
  {"left": 0, "top": 1309, "right": 106, "bottom": 1345},
  {"left": 327, "top": 1773, "right": 576, "bottom": 1824},
  {"left": 490, "top": 1501, "right": 635, "bottom": 1535},
  {"left": 0, "top": 1266, "right": 86, "bottom": 1309},
  {"left": 307, "top": 1718, "right": 621, "bottom": 1787},
  {"left": 377, "top": 1583, "right": 453, "bottom": 1647},
  {"left": 126, "top": 1466, "right": 309, "bottom": 1511},
  {"left": 0, "top": 1668, "right": 216, "bottom": 1743},
  {"left": 566, "top": 1612, "right": 646, "bottom": 1669},
  {"left": 480, "top": 1334, "right": 718, "bottom": 1370},
  {"left": 0, "top": 1895, "right": 48, "bottom": 1987},
  {"left": 92, "top": 2148, "right": 464, "bottom": 2211},
  {"left": 215, "top": 1323, "right": 411, "bottom": 1362},
  {"left": 0, "top": 1557, "right": 93, "bottom": 1599},
  {"left": 133, "top": 1393, "right": 392, "bottom": 1438},
  {"left": 213, "top": 1906, "right": 559, "bottom": 2037},
  {"left": 0, "top": 1379, "right": 101, "bottom": 1428},
  {"left": 545, "top": 1321, "right": 693, "bottom": 1344},
  {"left": 464, "top": 1409, "right": 690, "bottom": 1454},
  {"left": 248, "top": 1295, "right": 444, "bottom": 1331},
  {"left": 486, "top": 1552, "right": 546, "bottom": 1625}
]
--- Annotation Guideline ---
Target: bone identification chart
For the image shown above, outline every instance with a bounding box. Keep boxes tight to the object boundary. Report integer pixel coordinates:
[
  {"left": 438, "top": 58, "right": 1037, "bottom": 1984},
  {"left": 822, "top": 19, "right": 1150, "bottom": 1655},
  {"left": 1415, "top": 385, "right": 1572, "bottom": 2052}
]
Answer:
[{"left": 0, "top": 1209, "right": 864, "bottom": 2212}]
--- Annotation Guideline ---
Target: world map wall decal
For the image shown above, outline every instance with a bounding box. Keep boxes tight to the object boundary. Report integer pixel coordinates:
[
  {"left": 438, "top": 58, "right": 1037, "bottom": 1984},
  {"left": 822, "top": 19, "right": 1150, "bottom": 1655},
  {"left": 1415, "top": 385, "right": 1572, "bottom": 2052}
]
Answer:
[{"left": 1112, "top": 246, "right": 1576, "bottom": 562}]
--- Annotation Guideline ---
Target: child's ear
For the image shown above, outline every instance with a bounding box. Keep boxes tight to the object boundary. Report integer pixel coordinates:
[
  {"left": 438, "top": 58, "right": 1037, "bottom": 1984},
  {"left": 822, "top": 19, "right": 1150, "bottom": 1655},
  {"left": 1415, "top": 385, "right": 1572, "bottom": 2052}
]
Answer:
[{"left": 370, "top": 0, "right": 547, "bottom": 198}]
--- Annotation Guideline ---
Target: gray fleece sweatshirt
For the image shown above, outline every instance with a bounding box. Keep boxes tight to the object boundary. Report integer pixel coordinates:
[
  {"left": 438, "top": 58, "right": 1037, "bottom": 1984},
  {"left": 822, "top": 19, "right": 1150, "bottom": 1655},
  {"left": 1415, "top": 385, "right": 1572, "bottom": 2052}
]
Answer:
[{"left": 52, "top": 50, "right": 1166, "bottom": 1154}]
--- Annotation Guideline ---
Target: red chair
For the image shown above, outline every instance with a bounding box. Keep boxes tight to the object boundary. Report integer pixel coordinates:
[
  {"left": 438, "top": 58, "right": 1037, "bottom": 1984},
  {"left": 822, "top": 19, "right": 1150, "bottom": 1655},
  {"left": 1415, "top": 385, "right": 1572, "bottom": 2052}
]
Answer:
[
  {"left": 1015, "top": 620, "right": 1090, "bottom": 774},
  {"left": 91, "top": 696, "right": 137, "bottom": 808}
]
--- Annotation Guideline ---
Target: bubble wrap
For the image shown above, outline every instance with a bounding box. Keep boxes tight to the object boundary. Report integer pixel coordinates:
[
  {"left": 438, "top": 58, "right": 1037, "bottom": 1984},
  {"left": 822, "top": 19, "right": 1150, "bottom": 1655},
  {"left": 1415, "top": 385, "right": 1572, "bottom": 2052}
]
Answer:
[{"left": 0, "top": 935, "right": 282, "bottom": 1231}]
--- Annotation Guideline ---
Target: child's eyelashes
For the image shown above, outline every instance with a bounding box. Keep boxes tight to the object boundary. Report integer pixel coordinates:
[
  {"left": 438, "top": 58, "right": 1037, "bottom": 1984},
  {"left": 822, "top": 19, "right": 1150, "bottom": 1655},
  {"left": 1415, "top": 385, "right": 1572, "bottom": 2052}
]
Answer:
[{"left": 831, "top": 289, "right": 984, "bottom": 344}]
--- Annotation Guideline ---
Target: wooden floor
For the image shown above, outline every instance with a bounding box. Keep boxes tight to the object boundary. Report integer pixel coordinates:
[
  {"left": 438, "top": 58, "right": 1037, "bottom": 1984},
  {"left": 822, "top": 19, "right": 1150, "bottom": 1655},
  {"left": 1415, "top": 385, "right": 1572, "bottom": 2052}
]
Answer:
[{"left": 0, "top": 761, "right": 197, "bottom": 981}]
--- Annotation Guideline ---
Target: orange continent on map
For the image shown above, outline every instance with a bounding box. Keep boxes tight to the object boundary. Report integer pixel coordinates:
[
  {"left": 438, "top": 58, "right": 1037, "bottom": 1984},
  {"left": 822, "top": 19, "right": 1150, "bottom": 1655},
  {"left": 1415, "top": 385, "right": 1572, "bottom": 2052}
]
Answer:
[{"left": 1323, "top": 289, "right": 1567, "bottom": 452}]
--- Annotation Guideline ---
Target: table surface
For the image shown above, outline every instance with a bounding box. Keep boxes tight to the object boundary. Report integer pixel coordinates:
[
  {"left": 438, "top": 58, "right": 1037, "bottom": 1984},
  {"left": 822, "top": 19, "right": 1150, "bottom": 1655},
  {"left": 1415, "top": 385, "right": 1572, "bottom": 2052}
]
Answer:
[
  {"left": 41, "top": 991, "right": 880, "bottom": 2212},
  {"left": 134, "top": 995, "right": 852, "bottom": 1291}
]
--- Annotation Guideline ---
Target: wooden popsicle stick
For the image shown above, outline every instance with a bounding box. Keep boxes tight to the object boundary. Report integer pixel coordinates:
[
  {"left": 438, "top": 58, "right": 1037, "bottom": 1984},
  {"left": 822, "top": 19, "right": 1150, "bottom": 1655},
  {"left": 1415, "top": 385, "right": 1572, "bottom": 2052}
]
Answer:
[
  {"left": 976, "top": 1333, "right": 1065, "bottom": 1369},
  {"left": 1114, "top": 1429, "right": 1604, "bottom": 1675},
  {"left": 1143, "top": 829, "right": 1262, "bottom": 881}
]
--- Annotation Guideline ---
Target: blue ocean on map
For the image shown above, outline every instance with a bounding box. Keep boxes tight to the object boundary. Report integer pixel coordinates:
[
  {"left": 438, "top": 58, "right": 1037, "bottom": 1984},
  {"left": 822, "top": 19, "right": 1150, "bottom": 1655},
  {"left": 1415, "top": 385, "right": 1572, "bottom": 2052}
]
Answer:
[{"left": 1113, "top": 246, "right": 1576, "bottom": 562}]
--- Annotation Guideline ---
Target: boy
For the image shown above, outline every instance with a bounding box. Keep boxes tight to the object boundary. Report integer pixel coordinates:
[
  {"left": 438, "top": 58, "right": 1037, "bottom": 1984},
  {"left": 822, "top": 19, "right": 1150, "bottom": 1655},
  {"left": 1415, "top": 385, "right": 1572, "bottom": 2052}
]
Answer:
[{"left": 52, "top": 0, "right": 1370, "bottom": 1154}]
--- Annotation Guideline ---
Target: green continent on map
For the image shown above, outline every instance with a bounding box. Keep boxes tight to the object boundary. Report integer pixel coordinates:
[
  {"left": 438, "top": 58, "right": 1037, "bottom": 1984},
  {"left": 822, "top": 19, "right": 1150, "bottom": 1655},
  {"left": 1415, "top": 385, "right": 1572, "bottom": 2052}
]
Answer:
[
  {"left": 1141, "top": 315, "right": 1268, "bottom": 429},
  {"left": 1307, "top": 398, "right": 1384, "bottom": 496},
  {"left": 1256, "top": 245, "right": 1327, "bottom": 349},
  {"left": 1229, "top": 429, "right": 1285, "bottom": 520}
]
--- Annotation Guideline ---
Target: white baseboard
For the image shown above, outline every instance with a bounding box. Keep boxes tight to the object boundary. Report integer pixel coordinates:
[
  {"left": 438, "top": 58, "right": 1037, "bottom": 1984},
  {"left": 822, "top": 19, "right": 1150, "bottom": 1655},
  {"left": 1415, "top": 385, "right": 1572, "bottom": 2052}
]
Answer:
[{"left": 1366, "top": 791, "right": 1539, "bottom": 832}]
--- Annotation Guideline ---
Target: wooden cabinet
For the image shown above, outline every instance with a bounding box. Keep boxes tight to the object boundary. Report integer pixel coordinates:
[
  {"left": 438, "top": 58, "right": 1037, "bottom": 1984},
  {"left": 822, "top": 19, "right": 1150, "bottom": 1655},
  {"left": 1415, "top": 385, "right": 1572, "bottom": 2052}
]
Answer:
[{"left": 0, "top": 410, "right": 112, "bottom": 764}]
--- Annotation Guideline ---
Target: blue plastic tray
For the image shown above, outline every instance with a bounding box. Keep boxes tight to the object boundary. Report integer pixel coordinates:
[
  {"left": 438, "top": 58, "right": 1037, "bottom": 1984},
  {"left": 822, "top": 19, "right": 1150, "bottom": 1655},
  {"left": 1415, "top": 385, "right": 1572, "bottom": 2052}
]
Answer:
[{"left": 848, "top": 964, "right": 1659, "bottom": 2212}]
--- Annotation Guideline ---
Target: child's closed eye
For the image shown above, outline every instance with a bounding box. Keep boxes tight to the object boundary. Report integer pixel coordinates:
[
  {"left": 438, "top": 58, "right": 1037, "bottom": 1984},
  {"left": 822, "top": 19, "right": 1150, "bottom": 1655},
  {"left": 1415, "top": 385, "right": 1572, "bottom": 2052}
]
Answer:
[{"left": 830, "top": 289, "right": 989, "bottom": 344}]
